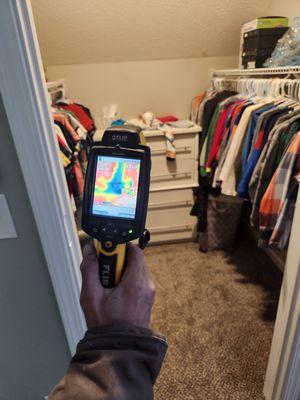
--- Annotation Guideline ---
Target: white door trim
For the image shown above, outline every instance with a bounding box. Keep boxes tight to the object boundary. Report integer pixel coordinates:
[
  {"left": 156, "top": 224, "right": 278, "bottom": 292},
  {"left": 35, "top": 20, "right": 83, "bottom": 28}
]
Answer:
[
  {"left": 0, "top": 0, "right": 85, "bottom": 353},
  {"left": 264, "top": 190, "right": 300, "bottom": 400}
]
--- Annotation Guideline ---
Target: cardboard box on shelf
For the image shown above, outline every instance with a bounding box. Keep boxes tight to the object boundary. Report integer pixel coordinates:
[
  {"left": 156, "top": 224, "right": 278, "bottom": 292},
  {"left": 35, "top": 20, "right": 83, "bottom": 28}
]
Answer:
[{"left": 239, "top": 16, "right": 289, "bottom": 68}]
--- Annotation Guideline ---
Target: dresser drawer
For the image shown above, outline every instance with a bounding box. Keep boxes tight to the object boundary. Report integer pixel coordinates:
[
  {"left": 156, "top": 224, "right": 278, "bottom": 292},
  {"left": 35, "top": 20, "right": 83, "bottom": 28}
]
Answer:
[
  {"left": 146, "top": 188, "right": 197, "bottom": 243},
  {"left": 150, "top": 158, "right": 197, "bottom": 190},
  {"left": 148, "top": 225, "right": 195, "bottom": 243},
  {"left": 146, "top": 133, "right": 197, "bottom": 160},
  {"left": 148, "top": 187, "right": 194, "bottom": 207}
]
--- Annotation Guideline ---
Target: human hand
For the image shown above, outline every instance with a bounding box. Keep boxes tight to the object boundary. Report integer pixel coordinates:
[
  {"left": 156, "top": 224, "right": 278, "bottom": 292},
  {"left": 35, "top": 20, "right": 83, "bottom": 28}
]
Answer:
[{"left": 80, "top": 243, "right": 156, "bottom": 329}]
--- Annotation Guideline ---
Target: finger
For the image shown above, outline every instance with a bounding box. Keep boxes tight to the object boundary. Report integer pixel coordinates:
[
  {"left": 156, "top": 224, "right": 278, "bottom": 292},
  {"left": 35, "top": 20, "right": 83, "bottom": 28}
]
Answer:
[
  {"left": 82, "top": 242, "right": 96, "bottom": 258},
  {"left": 80, "top": 243, "right": 102, "bottom": 293},
  {"left": 121, "top": 243, "right": 146, "bottom": 285}
]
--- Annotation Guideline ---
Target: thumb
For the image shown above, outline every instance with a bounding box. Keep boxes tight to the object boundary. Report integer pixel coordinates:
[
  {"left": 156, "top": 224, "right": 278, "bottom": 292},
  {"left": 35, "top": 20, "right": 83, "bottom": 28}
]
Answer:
[{"left": 80, "top": 243, "right": 102, "bottom": 293}]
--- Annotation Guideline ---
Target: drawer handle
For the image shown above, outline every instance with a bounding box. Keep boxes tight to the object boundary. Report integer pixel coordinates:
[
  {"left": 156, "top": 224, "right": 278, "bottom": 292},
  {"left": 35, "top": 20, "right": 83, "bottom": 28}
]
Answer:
[
  {"left": 150, "top": 224, "right": 194, "bottom": 234},
  {"left": 151, "top": 172, "right": 192, "bottom": 181},
  {"left": 152, "top": 146, "right": 192, "bottom": 156},
  {"left": 148, "top": 200, "right": 193, "bottom": 210}
]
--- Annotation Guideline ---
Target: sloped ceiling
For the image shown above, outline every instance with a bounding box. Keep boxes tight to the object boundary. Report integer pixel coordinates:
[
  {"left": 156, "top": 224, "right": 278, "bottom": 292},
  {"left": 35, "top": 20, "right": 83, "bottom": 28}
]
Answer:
[{"left": 31, "top": 0, "right": 273, "bottom": 66}]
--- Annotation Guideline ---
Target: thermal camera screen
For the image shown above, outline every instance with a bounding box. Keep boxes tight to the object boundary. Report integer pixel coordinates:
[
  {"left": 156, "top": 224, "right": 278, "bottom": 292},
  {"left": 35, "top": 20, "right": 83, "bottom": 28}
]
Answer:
[{"left": 92, "top": 156, "right": 141, "bottom": 219}]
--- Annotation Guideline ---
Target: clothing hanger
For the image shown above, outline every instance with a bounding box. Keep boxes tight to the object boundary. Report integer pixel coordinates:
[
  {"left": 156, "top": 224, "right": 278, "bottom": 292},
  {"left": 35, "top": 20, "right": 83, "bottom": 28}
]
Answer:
[
  {"left": 272, "top": 78, "right": 288, "bottom": 104},
  {"left": 280, "top": 80, "right": 300, "bottom": 108},
  {"left": 255, "top": 78, "right": 273, "bottom": 103},
  {"left": 291, "top": 80, "right": 300, "bottom": 109},
  {"left": 246, "top": 78, "right": 258, "bottom": 100}
]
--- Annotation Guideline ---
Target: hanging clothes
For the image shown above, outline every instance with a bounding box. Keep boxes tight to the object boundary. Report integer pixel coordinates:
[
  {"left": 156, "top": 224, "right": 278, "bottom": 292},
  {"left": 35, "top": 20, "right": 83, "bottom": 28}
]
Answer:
[
  {"left": 54, "top": 107, "right": 88, "bottom": 140},
  {"left": 259, "top": 132, "right": 300, "bottom": 249},
  {"left": 56, "top": 101, "right": 96, "bottom": 135},
  {"left": 190, "top": 83, "right": 300, "bottom": 250},
  {"left": 190, "top": 92, "right": 206, "bottom": 123},
  {"left": 249, "top": 113, "right": 300, "bottom": 226},
  {"left": 49, "top": 100, "right": 96, "bottom": 205},
  {"left": 237, "top": 107, "right": 289, "bottom": 198}
]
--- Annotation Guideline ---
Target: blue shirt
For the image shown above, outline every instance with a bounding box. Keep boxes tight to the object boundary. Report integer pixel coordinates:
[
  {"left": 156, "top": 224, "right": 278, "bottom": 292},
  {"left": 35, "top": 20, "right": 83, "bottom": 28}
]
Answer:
[
  {"left": 238, "top": 107, "right": 288, "bottom": 198},
  {"left": 241, "top": 105, "right": 274, "bottom": 174}
]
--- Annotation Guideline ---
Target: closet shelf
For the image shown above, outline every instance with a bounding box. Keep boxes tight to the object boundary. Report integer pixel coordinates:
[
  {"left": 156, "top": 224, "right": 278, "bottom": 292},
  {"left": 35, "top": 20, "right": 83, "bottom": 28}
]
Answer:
[
  {"left": 212, "top": 66, "right": 300, "bottom": 77},
  {"left": 46, "top": 80, "right": 65, "bottom": 102},
  {"left": 46, "top": 80, "right": 65, "bottom": 90}
]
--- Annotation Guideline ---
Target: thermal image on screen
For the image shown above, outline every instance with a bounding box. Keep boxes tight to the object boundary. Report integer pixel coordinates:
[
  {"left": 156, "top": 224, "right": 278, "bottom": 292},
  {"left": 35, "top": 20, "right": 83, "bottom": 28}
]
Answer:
[{"left": 92, "top": 156, "right": 141, "bottom": 219}]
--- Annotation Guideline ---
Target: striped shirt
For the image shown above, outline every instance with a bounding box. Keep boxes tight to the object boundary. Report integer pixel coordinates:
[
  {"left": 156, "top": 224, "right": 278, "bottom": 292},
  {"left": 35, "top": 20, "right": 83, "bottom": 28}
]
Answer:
[{"left": 258, "top": 131, "right": 300, "bottom": 249}]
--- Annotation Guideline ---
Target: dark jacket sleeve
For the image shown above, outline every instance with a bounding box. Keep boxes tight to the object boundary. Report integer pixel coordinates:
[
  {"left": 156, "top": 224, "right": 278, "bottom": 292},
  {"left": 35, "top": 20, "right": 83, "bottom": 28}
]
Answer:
[{"left": 48, "top": 325, "right": 167, "bottom": 400}]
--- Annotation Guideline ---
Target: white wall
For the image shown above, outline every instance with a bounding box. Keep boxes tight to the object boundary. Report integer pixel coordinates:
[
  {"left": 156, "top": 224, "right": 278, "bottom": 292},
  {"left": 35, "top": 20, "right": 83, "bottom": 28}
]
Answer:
[
  {"left": 268, "top": 0, "right": 299, "bottom": 22},
  {"left": 47, "top": 56, "right": 237, "bottom": 121},
  {"left": 32, "top": 0, "right": 270, "bottom": 65}
]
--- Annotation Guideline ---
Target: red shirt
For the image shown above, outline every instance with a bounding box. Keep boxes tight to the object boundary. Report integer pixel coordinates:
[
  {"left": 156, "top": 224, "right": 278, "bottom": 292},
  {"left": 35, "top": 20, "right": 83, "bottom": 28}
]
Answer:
[
  {"left": 58, "top": 103, "right": 95, "bottom": 132},
  {"left": 206, "top": 104, "right": 233, "bottom": 167}
]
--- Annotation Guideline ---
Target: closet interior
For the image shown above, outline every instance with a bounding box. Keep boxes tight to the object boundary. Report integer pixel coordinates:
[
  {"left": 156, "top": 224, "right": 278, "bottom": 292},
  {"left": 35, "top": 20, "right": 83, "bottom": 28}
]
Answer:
[
  {"left": 44, "top": 65, "right": 300, "bottom": 397},
  {"left": 31, "top": 3, "right": 300, "bottom": 399},
  {"left": 47, "top": 67, "right": 299, "bottom": 266}
]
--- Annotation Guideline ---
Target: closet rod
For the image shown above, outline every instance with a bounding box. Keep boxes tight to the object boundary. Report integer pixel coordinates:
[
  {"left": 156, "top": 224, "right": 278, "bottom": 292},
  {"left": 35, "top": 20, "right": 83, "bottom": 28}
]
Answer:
[
  {"left": 212, "top": 66, "right": 300, "bottom": 77},
  {"left": 46, "top": 80, "right": 65, "bottom": 90}
]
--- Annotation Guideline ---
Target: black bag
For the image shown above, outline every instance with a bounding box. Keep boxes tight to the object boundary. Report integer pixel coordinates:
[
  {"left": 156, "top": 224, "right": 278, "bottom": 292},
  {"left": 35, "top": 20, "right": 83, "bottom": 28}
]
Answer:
[{"left": 199, "top": 195, "right": 243, "bottom": 252}]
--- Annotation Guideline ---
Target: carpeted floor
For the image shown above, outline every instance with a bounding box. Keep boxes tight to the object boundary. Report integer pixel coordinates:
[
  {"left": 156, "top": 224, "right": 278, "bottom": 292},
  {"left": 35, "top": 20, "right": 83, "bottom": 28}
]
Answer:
[{"left": 145, "top": 233, "right": 282, "bottom": 400}]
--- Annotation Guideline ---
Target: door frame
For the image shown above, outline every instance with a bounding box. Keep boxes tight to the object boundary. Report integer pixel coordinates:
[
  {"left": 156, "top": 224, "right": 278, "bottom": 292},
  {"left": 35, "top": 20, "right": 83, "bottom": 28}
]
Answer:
[
  {"left": 263, "top": 189, "right": 300, "bottom": 400},
  {"left": 0, "top": 0, "right": 85, "bottom": 354},
  {"left": 0, "top": 0, "right": 299, "bottom": 397}
]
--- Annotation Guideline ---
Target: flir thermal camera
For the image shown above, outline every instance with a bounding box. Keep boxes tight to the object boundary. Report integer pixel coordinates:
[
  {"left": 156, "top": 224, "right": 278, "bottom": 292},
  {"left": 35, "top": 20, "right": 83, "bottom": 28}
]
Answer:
[{"left": 82, "top": 125, "right": 151, "bottom": 288}]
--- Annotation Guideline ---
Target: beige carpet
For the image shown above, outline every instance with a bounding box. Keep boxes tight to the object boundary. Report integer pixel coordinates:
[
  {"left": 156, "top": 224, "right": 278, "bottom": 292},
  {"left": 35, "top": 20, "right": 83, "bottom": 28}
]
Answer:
[{"left": 145, "top": 234, "right": 282, "bottom": 400}]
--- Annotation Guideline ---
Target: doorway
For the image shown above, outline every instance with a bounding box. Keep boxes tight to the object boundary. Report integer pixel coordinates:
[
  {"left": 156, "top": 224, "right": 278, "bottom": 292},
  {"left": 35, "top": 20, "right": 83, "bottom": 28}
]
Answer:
[{"left": 0, "top": 1, "right": 299, "bottom": 399}]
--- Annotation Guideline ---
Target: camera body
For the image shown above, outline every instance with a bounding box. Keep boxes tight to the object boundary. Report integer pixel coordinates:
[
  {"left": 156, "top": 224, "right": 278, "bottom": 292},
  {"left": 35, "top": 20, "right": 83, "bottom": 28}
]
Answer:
[{"left": 81, "top": 125, "right": 151, "bottom": 287}]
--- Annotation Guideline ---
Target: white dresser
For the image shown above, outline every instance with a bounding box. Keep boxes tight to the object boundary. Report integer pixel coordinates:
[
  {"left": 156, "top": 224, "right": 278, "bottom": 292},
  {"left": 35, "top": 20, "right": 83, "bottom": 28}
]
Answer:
[{"left": 143, "top": 122, "right": 200, "bottom": 244}]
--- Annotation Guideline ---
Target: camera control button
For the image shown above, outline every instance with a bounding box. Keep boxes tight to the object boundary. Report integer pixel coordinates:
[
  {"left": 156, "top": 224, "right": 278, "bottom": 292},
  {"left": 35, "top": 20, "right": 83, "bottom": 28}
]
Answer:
[{"left": 106, "top": 223, "right": 116, "bottom": 235}]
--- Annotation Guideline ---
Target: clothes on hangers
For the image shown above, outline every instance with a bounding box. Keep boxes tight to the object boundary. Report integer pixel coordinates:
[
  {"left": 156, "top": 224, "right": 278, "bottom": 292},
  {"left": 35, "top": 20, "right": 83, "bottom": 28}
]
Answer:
[
  {"left": 249, "top": 113, "right": 300, "bottom": 226},
  {"left": 237, "top": 107, "right": 289, "bottom": 198},
  {"left": 190, "top": 83, "right": 300, "bottom": 250},
  {"left": 56, "top": 100, "right": 96, "bottom": 135},
  {"left": 214, "top": 100, "right": 250, "bottom": 177},
  {"left": 199, "top": 91, "right": 237, "bottom": 165},
  {"left": 54, "top": 107, "right": 88, "bottom": 140},
  {"left": 259, "top": 132, "right": 300, "bottom": 249},
  {"left": 241, "top": 104, "right": 276, "bottom": 171},
  {"left": 53, "top": 115, "right": 80, "bottom": 150},
  {"left": 190, "top": 92, "right": 206, "bottom": 123},
  {"left": 219, "top": 101, "right": 275, "bottom": 196},
  {"left": 206, "top": 100, "right": 242, "bottom": 167},
  {"left": 49, "top": 100, "right": 96, "bottom": 206},
  {"left": 202, "top": 91, "right": 236, "bottom": 136}
]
